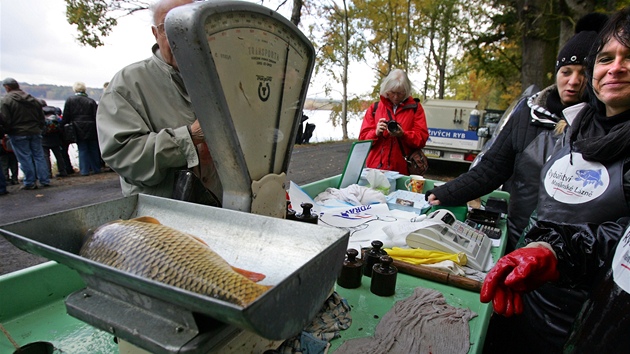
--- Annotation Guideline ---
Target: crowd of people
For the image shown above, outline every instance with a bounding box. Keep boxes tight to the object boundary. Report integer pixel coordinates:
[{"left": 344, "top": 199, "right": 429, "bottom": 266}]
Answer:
[{"left": 0, "top": 78, "right": 107, "bottom": 195}]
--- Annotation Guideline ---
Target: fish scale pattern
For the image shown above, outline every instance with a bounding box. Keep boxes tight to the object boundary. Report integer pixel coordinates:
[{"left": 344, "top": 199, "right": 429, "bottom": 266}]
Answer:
[{"left": 80, "top": 218, "right": 270, "bottom": 307}]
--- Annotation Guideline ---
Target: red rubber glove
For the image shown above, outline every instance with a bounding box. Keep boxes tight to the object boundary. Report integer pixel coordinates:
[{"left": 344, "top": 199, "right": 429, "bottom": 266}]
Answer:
[
  {"left": 490, "top": 282, "right": 523, "bottom": 316},
  {"left": 480, "top": 246, "right": 559, "bottom": 316}
]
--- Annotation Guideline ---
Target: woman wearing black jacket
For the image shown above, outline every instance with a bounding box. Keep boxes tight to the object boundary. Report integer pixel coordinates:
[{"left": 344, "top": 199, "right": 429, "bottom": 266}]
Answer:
[{"left": 426, "top": 30, "right": 598, "bottom": 252}]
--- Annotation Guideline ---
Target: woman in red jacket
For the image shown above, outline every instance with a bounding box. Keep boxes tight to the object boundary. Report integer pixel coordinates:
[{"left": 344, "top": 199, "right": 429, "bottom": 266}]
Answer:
[{"left": 359, "top": 69, "right": 429, "bottom": 175}]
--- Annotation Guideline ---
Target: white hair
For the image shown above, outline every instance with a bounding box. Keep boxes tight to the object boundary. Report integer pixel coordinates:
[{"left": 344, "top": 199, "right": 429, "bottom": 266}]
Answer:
[
  {"left": 73, "top": 81, "right": 87, "bottom": 93},
  {"left": 150, "top": 0, "right": 195, "bottom": 25},
  {"left": 379, "top": 69, "right": 412, "bottom": 97}
]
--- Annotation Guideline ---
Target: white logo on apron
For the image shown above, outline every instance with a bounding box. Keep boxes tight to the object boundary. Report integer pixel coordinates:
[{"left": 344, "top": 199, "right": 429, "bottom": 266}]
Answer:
[{"left": 543, "top": 153, "right": 608, "bottom": 204}]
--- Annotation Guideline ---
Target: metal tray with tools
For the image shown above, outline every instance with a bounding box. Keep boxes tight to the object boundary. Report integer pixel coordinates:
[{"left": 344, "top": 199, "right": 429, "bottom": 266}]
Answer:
[{"left": 0, "top": 194, "right": 349, "bottom": 351}]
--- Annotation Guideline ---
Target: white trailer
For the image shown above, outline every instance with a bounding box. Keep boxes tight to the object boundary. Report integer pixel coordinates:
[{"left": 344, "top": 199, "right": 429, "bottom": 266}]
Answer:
[{"left": 421, "top": 99, "right": 490, "bottom": 164}]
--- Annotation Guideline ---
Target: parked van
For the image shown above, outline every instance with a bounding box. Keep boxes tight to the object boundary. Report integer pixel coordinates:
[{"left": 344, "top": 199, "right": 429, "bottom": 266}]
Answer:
[{"left": 422, "top": 99, "right": 503, "bottom": 164}]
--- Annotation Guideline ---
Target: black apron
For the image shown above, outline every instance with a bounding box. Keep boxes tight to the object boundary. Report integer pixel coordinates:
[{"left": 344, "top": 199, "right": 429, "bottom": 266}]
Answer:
[{"left": 523, "top": 145, "right": 629, "bottom": 350}]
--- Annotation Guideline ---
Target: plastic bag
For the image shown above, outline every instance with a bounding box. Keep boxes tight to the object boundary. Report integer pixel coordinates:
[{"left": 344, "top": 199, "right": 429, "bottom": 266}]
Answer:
[{"left": 365, "top": 169, "right": 391, "bottom": 194}]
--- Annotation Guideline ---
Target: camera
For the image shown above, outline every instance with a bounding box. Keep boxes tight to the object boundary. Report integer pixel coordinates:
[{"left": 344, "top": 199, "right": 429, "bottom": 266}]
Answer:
[{"left": 387, "top": 120, "right": 400, "bottom": 133}]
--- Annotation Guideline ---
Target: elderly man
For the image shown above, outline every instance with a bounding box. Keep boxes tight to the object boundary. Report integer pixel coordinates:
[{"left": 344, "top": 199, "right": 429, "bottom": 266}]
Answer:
[
  {"left": 63, "top": 81, "right": 100, "bottom": 176},
  {"left": 97, "top": 0, "right": 221, "bottom": 203},
  {"left": 0, "top": 78, "right": 51, "bottom": 190}
]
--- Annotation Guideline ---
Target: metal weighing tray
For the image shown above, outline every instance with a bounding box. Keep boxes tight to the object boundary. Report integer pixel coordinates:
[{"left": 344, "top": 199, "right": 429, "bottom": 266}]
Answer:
[{"left": 0, "top": 194, "right": 349, "bottom": 352}]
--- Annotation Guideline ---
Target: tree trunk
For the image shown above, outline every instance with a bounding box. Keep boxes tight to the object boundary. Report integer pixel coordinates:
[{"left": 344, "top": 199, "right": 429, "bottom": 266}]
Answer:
[
  {"left": 518, "top": 0, "right": 558, "bottom": 89},
  {"left": 291, "top": 0, "right": 303, "bottom": 26},
  {"left": 341, "top": 0, "right": 349, "bottom": 140}
]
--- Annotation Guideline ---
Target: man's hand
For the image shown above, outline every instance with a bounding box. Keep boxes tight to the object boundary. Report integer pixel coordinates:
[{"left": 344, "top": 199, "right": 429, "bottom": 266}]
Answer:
[{"left": 190, "top": 120, "right": 205, "bottom": 145}]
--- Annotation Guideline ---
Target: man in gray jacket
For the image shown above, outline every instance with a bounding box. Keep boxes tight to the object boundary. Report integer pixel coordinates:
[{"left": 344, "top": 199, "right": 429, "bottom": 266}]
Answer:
[
  {"left": 97, "top": 0, "right": 221, "bottom": 202},
  {"left": 0, "top": 78, "right": 51, "bottom": 190}
]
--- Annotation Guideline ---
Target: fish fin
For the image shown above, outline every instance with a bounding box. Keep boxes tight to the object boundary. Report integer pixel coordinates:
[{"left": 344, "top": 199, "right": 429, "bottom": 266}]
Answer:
[
  {"left": 189, "top": 235, "right": 209, "bottom": 246},
  {"left": 132, "top": 216, "right": 162, "bottom": 224},
  {"left": 232, "top": 266, "right": 267, "bottom": 282}
]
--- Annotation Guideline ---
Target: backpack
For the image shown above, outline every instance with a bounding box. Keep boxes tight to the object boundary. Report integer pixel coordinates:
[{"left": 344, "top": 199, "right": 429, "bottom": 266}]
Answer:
[{"left": 43, "top": 114, "right": 62, "bottom": 136}]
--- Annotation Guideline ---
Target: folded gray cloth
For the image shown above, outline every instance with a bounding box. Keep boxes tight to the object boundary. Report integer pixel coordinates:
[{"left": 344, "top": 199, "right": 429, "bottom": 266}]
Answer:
[
  {"left": 277, "top": 291, "right": 352, "bottom": 354},
  {"left": 336, "top": 287, "right": 476, "bottom": 354}
]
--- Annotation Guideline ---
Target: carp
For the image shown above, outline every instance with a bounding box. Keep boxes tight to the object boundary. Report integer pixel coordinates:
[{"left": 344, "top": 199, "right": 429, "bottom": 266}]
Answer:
[{"left": 79, "top": 216, "right": 271, "bottom": 307}]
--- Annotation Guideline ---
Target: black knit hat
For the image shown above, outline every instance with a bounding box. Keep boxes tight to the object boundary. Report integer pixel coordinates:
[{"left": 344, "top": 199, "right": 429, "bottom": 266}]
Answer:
[
  {"left": 575, "top": 12, "right": 609, "bottom": 34},
  {"left": 555, "top": 31, "right": 599, "bottom": 72}
]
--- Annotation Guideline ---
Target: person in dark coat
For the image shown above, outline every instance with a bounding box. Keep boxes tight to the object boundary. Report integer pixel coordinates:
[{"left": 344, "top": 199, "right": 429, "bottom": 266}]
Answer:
[
  {"left": 0, "top": 129, "right": 19, "bottom": 184},
  {"left": 62, "top": 82, "right": 100, "bottom": 176},
  {"left": 0, "top": 115, "right": 9, "bottom": 195},
  {"left": 55, "top": 106, "right": 76, "bottom": 175},
  {"left": 425, "top": 29, "right": 600, "bottom": 253},
  {"left": 41, "top": 106, "right": 67, "bottom": 177},
  {"left": 0, "top": 77, "right": 51, "bottom": 189}
]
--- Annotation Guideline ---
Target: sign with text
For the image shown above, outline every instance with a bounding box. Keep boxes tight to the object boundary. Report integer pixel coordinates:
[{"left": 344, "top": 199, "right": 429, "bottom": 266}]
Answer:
[{"left": 426, "top": 128, "right": 480, "bottom": 150}]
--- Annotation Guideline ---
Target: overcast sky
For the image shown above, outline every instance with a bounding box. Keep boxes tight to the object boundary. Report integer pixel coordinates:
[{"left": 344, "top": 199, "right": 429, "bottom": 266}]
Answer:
[
  {"left": 0, "top": 0, "right": 156, "bottom": 89},
  {"left": 0, "top": 0, "right": 374, "bottom": 99}
]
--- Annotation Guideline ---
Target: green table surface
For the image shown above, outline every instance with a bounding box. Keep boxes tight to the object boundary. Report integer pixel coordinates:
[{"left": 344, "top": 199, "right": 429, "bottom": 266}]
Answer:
[{"left": 300, "top": 175, "right": 509, "bottom": 354}]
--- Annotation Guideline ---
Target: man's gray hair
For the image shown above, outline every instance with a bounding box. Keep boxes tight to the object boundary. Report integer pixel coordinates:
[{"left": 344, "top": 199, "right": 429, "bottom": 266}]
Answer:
[
  {"left": 149, "top": 0, "right": 197, "bottom": 25},
  {"left": 149, "top": 0, "right": 160, "bottom": 25},
  {"left": 379, "top": 69, "right": 412, "bottom": 97}
]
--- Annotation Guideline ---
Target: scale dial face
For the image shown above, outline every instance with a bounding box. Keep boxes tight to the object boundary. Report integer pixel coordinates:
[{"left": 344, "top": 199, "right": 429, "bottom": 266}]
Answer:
[{"left": 204, "top": 11, "right": 312, "bottom": 177}]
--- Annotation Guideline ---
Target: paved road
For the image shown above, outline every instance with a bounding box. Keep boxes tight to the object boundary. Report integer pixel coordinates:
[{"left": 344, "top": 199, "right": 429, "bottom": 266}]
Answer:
[{"left": 0, "top": 141, "right": 469, "bottom": 275}]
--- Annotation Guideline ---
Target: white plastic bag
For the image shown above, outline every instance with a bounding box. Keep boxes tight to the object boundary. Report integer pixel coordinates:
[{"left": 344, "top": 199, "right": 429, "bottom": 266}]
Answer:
[{"left": 365, "top": 169, "right": 391, "bottom": 194}]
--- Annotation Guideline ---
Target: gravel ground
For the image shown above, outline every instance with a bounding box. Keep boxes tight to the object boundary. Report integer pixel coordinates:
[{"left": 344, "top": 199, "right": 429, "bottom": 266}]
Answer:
[{"left": 0, "top": 141, "right": 468, "bottom": 275}]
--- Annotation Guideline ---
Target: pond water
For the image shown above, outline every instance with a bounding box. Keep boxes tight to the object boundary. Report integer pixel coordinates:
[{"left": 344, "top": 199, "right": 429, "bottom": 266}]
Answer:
[{"left": 46, "top": 100, "right": 362, "bottom": 144}]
